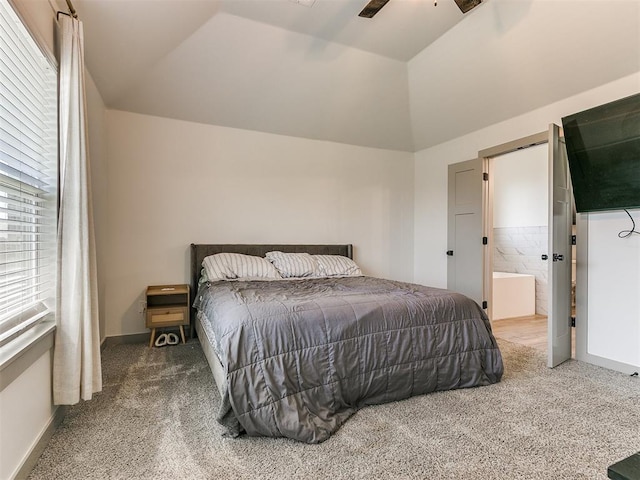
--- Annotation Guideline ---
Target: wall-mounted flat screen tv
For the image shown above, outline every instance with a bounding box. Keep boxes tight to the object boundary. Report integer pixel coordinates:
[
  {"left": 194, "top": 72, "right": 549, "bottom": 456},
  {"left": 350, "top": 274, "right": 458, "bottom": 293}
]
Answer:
[{"left": 561, "top": 93, "right": 640, "bottom": 213}]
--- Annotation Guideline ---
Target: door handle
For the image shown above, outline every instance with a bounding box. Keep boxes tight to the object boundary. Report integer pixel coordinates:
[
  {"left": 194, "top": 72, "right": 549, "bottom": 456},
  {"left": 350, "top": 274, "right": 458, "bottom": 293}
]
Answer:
[
  {"left": 541, "top": 254, "right": 548, "bottom": 260},
  {"left": 446, "top": 250, "right": 454, "bottom": 256},
  {"left": 553, "top": 253, "right": 564, "bottom": 262}
]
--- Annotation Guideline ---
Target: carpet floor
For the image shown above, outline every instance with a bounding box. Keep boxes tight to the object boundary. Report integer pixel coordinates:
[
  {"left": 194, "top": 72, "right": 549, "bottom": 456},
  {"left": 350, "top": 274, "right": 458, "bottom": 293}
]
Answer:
[{"left": 27, "top": 338, "right": 639, "bottom": 480}]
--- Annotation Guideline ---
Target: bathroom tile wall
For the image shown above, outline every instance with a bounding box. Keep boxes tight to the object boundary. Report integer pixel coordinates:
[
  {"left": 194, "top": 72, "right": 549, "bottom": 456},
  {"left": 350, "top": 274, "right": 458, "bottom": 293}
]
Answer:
[{"left": 493, "top": 226, "right": 548, "bottom": 315}]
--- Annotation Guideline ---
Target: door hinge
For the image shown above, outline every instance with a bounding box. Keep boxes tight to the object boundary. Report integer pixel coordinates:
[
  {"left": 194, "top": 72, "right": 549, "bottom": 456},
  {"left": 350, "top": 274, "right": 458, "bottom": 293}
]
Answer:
[
  {"left": 571, "top": 235, "right": 576, "bottom": 245},
  {"left": 483, "top": 172, "right": 489, "bottom": 181},
  {"left": 571, "top": 316, "right": 576, "bottom": 327},
  {"left": 482, "top": 236, "right": 488, "bottom": 245},
  {"left": 482, "top": 301, "right": 488, "bottom": 309}
]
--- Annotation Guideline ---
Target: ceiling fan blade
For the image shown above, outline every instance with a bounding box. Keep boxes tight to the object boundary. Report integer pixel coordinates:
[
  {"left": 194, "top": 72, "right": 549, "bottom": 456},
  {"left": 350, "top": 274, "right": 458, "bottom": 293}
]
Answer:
[
  {"left": 358, "top": 0, "right": 390, "bottom": 18},
  {"left": 453, "top": 0, "right": 482, "bottom": 14}
]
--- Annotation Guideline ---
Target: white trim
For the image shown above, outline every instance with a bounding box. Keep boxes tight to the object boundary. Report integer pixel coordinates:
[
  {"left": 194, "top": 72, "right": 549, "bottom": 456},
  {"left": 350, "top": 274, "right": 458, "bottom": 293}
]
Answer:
[
  {"left": 0, "top": 317, "right": 55, "bottom": 391},
  {"left": 6, "top": 0, "right": 58, "bottom": 68},
  {"left": 0, "top": 310, "right": 51, "bottom": 348}
]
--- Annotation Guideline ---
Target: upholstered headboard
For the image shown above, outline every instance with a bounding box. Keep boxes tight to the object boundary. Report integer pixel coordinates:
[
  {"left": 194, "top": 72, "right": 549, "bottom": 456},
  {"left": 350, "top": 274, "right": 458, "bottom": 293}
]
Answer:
[{"left": 189, "top": 243, "right": 353, "bottom": 329}]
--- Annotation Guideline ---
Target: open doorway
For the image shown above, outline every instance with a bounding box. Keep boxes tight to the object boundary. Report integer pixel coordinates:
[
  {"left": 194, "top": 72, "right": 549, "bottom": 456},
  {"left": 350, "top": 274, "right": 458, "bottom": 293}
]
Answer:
[
  {"left": 488, "top": 143, "right": 551, "bottom": 353},
  {"left": 482, "top": 134, "right": 576, "bottom": 359}
]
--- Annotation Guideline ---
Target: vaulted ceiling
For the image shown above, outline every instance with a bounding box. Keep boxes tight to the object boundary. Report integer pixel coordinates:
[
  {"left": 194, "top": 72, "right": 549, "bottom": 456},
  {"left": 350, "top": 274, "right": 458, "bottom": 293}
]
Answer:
[{"left": 73, "top": 0, "right": 640, "bottom": 152}]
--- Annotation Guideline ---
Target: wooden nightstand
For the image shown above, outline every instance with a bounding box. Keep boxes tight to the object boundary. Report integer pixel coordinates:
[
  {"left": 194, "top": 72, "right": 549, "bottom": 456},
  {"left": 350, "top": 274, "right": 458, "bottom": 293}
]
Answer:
[{"left": 146, "top": 284, "right": 190, "bottom": 347}]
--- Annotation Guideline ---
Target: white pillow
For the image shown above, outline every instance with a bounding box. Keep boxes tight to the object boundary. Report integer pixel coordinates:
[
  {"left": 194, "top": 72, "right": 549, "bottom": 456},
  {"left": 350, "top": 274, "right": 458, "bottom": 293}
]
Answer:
[
  {"left": 202, "top": 253, "right": 282, "bottom": 281},
  {"left": 313, "top": 255, "right": 362, "bottom": 277},
  {"left": 198, "top": 268, "right": 208, "bottom": 286},
  {"left": 265, "top": 251, "right": 320, "bottom": 278}
]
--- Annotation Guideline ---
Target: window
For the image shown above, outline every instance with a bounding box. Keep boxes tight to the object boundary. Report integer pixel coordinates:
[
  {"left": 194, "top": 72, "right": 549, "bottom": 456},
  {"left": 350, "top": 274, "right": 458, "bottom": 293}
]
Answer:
[{"left": 0, "top": 0, "right": 57, "bottom": 346}]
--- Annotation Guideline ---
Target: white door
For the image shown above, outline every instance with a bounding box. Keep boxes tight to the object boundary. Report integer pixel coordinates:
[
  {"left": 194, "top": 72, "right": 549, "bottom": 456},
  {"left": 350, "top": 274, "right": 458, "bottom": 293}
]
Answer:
[
  {"left": 447, "top": 158, "right": 487, "bottom": 307},
  {"left": 547, "top": 124, "right": 573, "bottom": 367}
]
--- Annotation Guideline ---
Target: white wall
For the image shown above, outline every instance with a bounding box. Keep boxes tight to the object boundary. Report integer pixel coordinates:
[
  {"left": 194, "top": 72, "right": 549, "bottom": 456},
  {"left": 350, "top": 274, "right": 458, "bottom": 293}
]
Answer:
[
  {"left": 0, "top": 352, "right": 55, "bottom": 480},
  {"left": 413, "top": 72, "right": 640, "bottom": 369},
  {"left": 586, "top": 211, "right": 640, "bottom": 367},
  {"left": 104, "top": 110, "right": 414, "bottom": 337},
  {"left": 492, "top": 144, "right": 548, "bottom": 228}
]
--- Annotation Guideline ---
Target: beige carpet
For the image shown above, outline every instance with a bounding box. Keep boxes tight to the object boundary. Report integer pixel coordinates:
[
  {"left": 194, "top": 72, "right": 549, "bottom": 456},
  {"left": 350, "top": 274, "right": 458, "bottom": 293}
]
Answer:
[{"left": 28, "top": 338, "right": 639, "bottom": 479}]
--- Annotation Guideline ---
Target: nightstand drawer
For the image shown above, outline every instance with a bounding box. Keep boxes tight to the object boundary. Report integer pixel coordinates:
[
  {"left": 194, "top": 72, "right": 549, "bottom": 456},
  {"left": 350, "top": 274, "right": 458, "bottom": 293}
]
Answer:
[{"left": 146, "top": 307, "right": 188, "bottom": 327}]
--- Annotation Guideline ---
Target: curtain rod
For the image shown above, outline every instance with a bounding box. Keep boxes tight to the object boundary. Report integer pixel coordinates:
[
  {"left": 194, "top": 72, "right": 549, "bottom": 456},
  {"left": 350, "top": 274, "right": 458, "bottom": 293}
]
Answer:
[{"left": 61, "top": 0, "right": 77, "bottom": 18}]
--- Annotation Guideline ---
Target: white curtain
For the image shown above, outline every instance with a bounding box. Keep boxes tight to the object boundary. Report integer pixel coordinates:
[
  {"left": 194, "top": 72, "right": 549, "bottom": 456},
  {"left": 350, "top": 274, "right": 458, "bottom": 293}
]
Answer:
[{"left": 53, "top": 14, "right": 102, "bottom": 405}]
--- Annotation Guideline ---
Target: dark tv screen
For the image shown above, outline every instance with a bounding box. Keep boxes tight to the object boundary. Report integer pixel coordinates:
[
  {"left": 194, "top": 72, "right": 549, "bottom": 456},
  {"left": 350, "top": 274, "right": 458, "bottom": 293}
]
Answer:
[{"left": 561, "top": 93, "right": 640, "bottom": 213}]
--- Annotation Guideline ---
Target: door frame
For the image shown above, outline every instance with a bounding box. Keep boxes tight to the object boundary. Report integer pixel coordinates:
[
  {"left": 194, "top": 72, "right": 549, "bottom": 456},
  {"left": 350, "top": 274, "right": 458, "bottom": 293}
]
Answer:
[
  {"left": 478, "top": 131, "right": 548, "bottom": 324},
  {"left": 478, "top": 129, "right": 581, "bottom": 367}
]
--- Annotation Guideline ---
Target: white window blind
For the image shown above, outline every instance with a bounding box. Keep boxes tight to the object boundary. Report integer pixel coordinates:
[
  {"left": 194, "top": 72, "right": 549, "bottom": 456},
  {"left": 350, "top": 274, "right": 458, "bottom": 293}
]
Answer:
[{"left": 0, "top": 0, "right": 57, "bottom": 345}]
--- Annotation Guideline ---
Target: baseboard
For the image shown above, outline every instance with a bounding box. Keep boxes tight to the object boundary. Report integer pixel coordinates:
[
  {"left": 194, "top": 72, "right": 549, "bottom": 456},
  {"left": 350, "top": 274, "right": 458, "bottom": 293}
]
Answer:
[
  {"left": 103, "top": 328, "right": 193, "bottom": 348},
  {"left": 13, "top": 405, "right": 68, "bottom": 480},
  {"left": 102, "top": 332, "right": 149, "bottom": 347}
]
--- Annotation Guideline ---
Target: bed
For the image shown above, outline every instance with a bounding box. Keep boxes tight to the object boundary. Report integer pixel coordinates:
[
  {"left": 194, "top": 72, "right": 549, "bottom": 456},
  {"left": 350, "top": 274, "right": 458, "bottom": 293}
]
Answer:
[{"left": 190, "top": 244, "right": 503, "bottom": 444}]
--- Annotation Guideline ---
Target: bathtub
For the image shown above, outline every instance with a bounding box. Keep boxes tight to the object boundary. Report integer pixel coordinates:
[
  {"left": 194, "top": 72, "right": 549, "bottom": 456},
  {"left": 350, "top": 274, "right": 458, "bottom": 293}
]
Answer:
[{"left": 492, "top": 272, "right": 536, "bottom": 320}]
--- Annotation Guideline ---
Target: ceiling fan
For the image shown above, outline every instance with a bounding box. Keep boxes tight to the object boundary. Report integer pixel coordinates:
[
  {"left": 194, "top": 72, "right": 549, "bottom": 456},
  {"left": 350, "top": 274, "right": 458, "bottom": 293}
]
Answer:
[{"left": 358, "top": 0, "right": 482, "bottom": 18}]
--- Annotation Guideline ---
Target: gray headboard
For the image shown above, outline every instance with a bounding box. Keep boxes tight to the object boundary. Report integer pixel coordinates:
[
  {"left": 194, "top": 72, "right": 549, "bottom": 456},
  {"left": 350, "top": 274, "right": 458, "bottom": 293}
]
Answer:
[{"left": 189, "top": 243, "right": 353, "bottom": 325}]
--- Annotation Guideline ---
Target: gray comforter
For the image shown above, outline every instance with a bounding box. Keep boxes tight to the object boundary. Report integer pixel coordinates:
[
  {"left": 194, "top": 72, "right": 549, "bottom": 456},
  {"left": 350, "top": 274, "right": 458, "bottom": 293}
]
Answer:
[{"left": 196, "top": 276, "right": 503, "bottom": 443}]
